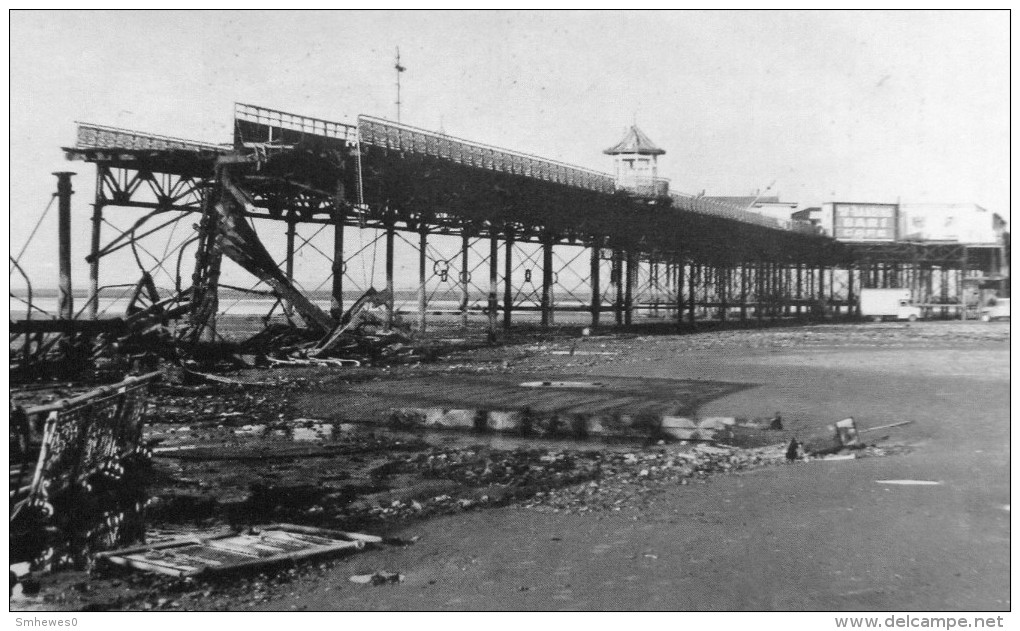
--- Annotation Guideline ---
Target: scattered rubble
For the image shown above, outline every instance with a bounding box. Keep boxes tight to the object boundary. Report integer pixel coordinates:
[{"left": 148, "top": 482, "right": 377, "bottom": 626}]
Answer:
[
  {"left": 349, "top": 571, "right": 403, "bottom": 585},
  {"left": 10, "top": 324, "right": 935, "bottom": 611}
]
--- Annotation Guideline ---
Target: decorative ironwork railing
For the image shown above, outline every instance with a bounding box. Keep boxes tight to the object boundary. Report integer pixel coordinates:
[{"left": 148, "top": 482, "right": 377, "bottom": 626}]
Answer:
[
  {"left": 235, "top": 103, "right": 358, "bottom": 145},
  {"left": 357, "top": 115, "right": 616, "bottom": 194},
  {"left": 670, "top": 192, "right": 794, "bottom": 230},
  {"left": 72, "top": 110, "right": 806, "bottom": 233},
  {"left": 75, "top": 122, "right": 225, "bottom": 153}
]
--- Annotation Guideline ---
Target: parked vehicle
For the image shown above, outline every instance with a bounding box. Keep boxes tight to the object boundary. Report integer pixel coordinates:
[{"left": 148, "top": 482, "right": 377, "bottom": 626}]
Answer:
[
  {"left": 859, "top": 288, "right": 922, "bottom": 322},
  {"left": 980, "top": 297, "right": 1010, "bottom": 322}
]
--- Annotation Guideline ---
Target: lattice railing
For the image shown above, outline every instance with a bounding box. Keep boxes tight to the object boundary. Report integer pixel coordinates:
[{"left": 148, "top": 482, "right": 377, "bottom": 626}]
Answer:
[
  {"left": 670, "top": 192, "right": 793, "bottom": 230},
  {"left": 75, "top": 122, "right": 225, "bottom": 153},
  {"left": 235, "top": 103, "right": 358, "bottom": 144},
  {"left": 358, "top": 115, "right": 616, "bottom": 194}
]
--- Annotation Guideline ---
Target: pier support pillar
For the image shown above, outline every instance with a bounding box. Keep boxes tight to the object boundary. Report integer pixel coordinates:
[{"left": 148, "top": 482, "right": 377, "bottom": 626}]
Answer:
[
  {"left": 624, "top": 251, "right": 635, "bottom": 325},
  {"left": 488, "top": 232, "right": 499, "bottom": 334},
  {"left": 88, "top": 171, "right": 102, "bottom": 320},
  {"left": 330, "top": 206, "right": 345, "bottom": 320},
  {"left": 461, "top": 232, "right": 470, "bottom": 329},
  {"left": 384, "top": 221, "right": 395, "bottom": 330},
  {"left": 541, "top": 235, "right": 554, "bottom": 327},
  {"left": 503, "top": 231, "right": 513, "bottom": 329},
  {"left": 590, "top": 237, "right": 601, "bottom": 328},
  {"left": 417, "top": 226, "right": 428, "bottom": 334},
  {"left": 55, "top": 172, "right": 75, "bottom": 321}
]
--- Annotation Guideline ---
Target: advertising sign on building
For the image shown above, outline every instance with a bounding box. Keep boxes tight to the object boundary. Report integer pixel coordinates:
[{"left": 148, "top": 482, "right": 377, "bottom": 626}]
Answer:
[
  {"left": 897, "top": 203, "right": 999, "bottom": 244},
  {"left": 832, "top": 203, "right": 898, "bottom": 241}
]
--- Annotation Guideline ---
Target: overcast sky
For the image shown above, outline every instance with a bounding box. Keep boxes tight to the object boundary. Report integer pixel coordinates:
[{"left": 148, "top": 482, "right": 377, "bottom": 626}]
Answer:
[{"left": 9, "top": 10, "right": 1009, "bottom": 292}]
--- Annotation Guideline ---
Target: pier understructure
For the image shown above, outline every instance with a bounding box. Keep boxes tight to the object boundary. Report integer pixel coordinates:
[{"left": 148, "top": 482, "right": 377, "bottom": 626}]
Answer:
[{"left": 13, "top": 104, "right": 1005, "bottom": 367}]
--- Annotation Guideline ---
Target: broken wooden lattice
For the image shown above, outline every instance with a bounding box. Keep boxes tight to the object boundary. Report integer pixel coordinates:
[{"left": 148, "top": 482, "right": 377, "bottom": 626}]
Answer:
[{"left": 94, "top": 524, "right": 381, "bottom": 578}]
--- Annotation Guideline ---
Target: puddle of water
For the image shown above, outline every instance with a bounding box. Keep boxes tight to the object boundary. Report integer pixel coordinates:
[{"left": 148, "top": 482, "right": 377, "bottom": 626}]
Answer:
[
  {"left": 233, "top": 424, "right": 265, "bottom": 436},
  {"left": 149, "top": 407, "right": 768, "bottom": 456},
  {"left": 875, "top": 480, "right": 943, "bottom": 486},
  {"left": 389, "top": 406, "right": 782, "bottom": 449},
  {"left": 152, "top": 444, "right": 198, "bottom": 454},
  {"left": 389, "top": 426, "right": 648, "bottom": 453},
  {"left": 293, "top": 423, "right": 336, "bottom": 442},
  {"left": 519, "top": 381, "right": 607, "bottom": 389}
]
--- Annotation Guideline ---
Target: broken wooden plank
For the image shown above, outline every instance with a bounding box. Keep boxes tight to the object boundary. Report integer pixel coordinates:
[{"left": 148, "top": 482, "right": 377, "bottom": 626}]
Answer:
[{"left": 860, "top": 420, "right": 914, "bottom": 434}]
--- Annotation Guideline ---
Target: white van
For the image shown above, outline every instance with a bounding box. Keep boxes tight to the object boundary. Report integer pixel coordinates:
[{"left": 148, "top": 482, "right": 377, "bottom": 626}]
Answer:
[{"left": 860, "top": 289, "right": 922, "bottom": 322}]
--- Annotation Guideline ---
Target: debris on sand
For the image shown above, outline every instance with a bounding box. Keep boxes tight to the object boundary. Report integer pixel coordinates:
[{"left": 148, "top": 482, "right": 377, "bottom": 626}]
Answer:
[{"left": 349, "top": 571, "right": 403, "bottom": 585}]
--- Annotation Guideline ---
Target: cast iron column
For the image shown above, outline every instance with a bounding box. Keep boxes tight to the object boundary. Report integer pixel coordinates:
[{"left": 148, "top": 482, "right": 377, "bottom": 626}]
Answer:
[
  {"left": 417, "top": 226, "right": 428, "bottom": 334},
  {"left": 488, "top": 232, "right": 499, "bottom": 334},
  {"left": 624, "top": 251, "right": 635, "bottom": 325},
  {"left": 503, "top": 230, "right": 513, "bottom": 329},
  {"left": 461, "top": 232, "right": 471, "bottom": 329},
  {"left": 54, "top": 172, "right": 75, "bottom": 321},
  {"left": 541, "top": 234, "right": 554, "bottom": 327},
  {"left": 88, "top": 169, "right": 103, "bottom": 320},
  {"left": 284, "top": 213, "right": 297, "bottom": 318},
  {"left": 330, "top": 205, "right": 345, "bottom": 320},
  {"left": 590, "top": 237, "right": 601, "bottom": 328},
  {"left": 384, "top": 219, "right": 395, "bottom": 330}
]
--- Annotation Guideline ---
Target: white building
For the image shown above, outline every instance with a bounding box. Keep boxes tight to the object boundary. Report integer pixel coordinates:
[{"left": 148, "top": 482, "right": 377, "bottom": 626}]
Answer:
[{"left": 898, "top": 203, "right": 1005, "bottom": 245}]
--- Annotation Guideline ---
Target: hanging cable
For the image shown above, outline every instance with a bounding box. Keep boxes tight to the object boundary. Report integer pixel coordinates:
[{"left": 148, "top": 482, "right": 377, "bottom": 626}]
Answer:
[
  {"left": 11, "top": 194, "right": 56, "bottom": 270},
  {"left": 9, "top": 257, "right": 37, "bottom": 322},
  {"left": 102, "top": 218, "right": 177, "bottom": 285}
]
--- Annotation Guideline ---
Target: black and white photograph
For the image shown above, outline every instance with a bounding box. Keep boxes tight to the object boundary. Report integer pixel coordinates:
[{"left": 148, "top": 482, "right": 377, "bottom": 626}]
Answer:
[{"left": 7, "top": 9, "right": 1010, "bottom": 623}]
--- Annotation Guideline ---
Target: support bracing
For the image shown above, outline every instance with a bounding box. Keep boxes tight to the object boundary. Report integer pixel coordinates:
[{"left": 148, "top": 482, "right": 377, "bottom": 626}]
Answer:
[
  {"left": 614, "top": 250, "right": 624, "bottom": 325},
  {"left": 783, "top": 267, "right": 792, "bottom": 317},
  {"left": 330, "top": 206, "right": 344, "bottom": 320},
  {"left": 503, "top": 230, "right": 513, "bottom": 329},
  {"left": 418, "top": 226, "right": 428, "bottom": 333},
  {"left": 688, "top": 262, "right": 697, "bottom": 325},
  {"left": 541, "top": 235, "right": 554, "bottom": 327},
  {"left": 488, "top": 232, "right": 499, "bottom": 334},
  {"left": 796, "top": 265, "right": 803, "bottom": 315},
  {"left": 284, "top": 214, "right": 297, "bottom": 318},
  {"left": 719, "top": 266, "right": 728, "bottom": 322},
  {"left": 740, "top": 264, "right": 748, "bottom": 321},
  {"left": 676, "top": 258, "right": 685, "bottom": 326},
  {"left": 55, "top": 172, "right": 75, "bottom": 322},
  {"left": 624, "top": 251, "right": 635, "bottom": 326},
  {"left": 590, "top": 237, "right": 601, "bottom": 328},
  {"left": 88, "top": 170, "right": 103, "bottom": 320},
  {"left": 385, "top": 220, "right": 395, "bottom": 330},
  {"left": 756, "top": 263, "right": 764, "bottom": 324},
  {"left": 959, "top": 247, "right": 968, "bottom": 320},
  {"left": 461, "top": 232, "right": 470, "bottom": 329}
]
